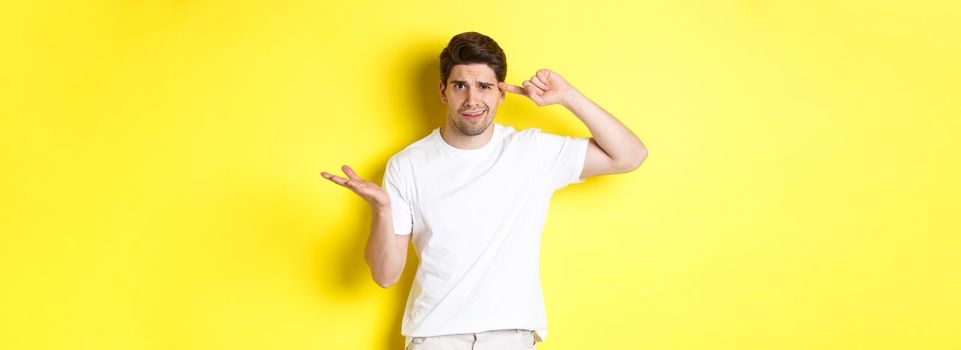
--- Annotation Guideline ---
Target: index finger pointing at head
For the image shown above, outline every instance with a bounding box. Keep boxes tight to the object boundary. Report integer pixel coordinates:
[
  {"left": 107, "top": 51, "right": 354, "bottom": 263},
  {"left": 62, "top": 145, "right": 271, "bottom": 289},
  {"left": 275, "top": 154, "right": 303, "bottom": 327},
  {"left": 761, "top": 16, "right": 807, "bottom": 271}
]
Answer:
[{"left": 498, "top": 82, "right": 524, "bottom": 95}]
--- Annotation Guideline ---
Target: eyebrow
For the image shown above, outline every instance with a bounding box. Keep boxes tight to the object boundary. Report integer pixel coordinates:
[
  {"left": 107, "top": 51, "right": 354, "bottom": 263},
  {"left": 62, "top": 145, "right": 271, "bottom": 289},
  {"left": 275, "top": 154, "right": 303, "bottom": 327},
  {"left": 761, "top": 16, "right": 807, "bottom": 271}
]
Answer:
[{"left": 450, "top": 80, "right": 494, "bottom": 87}]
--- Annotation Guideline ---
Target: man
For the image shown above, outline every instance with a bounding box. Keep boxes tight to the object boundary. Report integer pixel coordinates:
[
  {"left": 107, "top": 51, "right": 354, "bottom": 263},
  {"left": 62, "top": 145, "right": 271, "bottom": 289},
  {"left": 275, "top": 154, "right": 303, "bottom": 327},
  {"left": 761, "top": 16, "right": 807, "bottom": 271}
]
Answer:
[{"left": 321, "top": 31, "right": 647, "bottom": 350}]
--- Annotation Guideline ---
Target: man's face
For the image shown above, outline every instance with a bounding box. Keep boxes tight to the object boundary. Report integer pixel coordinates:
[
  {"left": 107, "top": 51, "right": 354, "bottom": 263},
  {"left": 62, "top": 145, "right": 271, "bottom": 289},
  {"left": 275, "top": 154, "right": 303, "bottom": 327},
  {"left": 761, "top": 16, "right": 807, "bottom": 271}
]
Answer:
[{"left": 439, "top": 63, "right": 505, "bottom": 136}]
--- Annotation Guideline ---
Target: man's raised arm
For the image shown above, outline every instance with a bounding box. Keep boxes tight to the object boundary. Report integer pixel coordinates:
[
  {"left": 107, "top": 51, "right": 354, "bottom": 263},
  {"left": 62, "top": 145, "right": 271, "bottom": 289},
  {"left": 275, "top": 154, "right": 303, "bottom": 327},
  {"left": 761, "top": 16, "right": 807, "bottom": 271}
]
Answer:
[{"left": 499, "top": 69, "right": 647, "bottom": 178}]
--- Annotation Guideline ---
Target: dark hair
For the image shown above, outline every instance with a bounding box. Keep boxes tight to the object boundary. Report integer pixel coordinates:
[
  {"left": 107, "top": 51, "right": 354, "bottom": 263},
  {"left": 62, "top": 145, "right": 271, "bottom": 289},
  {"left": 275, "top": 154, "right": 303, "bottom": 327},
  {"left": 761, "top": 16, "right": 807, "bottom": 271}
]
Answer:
[{"left": 439, "top": 32, "right": 507, "bottom": 84}]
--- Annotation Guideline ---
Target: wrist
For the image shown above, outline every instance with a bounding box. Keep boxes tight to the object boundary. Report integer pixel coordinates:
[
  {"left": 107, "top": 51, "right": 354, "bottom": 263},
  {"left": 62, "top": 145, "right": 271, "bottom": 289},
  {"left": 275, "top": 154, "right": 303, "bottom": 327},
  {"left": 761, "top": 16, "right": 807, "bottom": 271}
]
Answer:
[
  {"left": 560, "top": 89, "right": 587, "bottom": 110},
  {"left": 371, "top": 203, "right": 391, "bottom": 214}
]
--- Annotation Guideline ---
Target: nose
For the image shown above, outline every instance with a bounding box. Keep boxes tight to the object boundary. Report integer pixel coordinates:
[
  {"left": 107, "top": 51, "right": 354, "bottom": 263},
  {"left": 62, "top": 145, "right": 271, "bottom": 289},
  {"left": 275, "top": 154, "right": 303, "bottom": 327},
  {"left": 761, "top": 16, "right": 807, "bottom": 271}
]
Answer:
[{"left": 464, "top": 88, "right": 480, "bottom": 108}]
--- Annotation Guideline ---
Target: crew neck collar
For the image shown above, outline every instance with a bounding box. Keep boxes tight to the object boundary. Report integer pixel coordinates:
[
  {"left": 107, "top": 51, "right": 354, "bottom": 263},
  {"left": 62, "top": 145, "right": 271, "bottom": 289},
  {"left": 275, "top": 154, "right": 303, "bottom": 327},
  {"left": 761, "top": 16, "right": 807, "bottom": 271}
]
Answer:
[{"left": 434, "top": 123, "right": 501, "bottom": 156}]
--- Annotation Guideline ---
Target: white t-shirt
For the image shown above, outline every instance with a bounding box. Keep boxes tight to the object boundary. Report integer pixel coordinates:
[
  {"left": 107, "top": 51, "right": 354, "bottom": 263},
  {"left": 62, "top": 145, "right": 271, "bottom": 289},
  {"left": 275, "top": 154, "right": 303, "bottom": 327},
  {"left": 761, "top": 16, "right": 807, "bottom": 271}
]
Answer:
[{"left": 381, "top": 123, "right": 590, "bottom": 349}]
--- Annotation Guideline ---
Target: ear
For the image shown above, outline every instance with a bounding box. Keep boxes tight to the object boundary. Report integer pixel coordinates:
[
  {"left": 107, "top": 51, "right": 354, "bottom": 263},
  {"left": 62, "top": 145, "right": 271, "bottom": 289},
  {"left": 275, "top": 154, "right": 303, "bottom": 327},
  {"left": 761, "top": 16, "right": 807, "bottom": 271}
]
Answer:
[
  {"left": 499, "top": 82, "right": 505, "bottom": 104},
  {"left": 438, "top": 80, "right": 447, "bottom": 104}
]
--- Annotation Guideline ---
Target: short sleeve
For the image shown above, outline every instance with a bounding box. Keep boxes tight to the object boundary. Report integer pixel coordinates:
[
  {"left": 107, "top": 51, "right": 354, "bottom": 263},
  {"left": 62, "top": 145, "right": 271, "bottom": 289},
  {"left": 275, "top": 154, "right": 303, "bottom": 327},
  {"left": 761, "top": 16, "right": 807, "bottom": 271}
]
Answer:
[
  {"left": 531, "top": 128, "right": 591, "bottom": 191},
  {"left": 381, "top": 157, "right": 413, "bottom": 235}
]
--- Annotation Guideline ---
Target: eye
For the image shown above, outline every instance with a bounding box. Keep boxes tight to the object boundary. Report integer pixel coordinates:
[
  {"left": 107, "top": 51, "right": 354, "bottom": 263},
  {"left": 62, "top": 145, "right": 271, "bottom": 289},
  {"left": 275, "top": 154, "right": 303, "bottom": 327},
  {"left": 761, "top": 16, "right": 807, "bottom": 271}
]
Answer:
[
  {"left": 455, "top": 83, "right": 465, "bottom": 89},
  {"left": 482, "top": 85, "right": 492, "bottom": 89}
]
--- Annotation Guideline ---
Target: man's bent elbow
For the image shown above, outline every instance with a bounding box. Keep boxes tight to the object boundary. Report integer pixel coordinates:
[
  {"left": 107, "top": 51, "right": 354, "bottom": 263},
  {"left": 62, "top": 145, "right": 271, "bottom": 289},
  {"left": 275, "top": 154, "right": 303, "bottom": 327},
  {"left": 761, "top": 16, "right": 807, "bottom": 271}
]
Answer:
[
  {"left": 618, "top": 149, "right": 648, "bottom": 173},
  {"left": 375, "top": 277, "right": 398, "bottom": 289},
  {"left": 373, "top": 271, "right": 401, "bottom": 289}
]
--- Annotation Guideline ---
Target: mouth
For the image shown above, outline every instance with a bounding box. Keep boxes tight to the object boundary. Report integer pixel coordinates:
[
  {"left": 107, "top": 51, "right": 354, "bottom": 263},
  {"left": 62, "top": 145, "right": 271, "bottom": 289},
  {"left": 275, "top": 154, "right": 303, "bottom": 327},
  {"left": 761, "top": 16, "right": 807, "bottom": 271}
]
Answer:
[{"left": 461, "top": 110, "right": 485, "bottom": 120}]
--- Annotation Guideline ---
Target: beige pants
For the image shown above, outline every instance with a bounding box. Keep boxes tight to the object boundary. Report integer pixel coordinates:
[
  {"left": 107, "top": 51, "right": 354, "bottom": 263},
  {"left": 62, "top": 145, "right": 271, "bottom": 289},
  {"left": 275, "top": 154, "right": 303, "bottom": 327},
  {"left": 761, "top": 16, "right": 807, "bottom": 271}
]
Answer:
[{"left": 406, "top": 329, "right": 537, "bottom": 350}]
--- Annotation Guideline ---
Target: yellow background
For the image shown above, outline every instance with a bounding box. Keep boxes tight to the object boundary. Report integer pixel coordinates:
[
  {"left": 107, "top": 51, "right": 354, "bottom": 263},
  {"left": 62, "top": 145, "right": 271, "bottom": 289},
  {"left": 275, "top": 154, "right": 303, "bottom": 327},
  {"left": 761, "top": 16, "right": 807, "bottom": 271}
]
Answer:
[{"left": 2, "top": 1, "right": 959, "bottom": 349}]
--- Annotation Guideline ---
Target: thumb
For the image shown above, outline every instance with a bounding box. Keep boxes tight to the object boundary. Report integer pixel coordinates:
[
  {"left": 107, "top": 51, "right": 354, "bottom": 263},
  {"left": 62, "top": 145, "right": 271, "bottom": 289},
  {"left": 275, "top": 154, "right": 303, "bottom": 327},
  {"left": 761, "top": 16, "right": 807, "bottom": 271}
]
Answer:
[{"left": 342, "top": 165, "right": 364, "bottom": 181}]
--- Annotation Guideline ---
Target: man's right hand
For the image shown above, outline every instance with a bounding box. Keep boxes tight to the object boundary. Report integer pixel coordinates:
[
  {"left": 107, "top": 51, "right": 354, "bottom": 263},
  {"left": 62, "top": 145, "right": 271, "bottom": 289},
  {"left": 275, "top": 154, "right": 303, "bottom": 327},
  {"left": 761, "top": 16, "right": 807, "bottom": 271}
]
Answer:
[{"left": 321, "top": 165, "right": 389, "bottom": 210}]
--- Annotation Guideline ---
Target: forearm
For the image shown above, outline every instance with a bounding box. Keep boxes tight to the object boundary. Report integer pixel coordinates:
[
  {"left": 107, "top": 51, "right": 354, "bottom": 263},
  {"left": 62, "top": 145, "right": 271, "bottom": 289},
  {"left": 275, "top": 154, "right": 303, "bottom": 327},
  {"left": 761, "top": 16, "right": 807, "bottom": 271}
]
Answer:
[
  {"left": 562, "top": 90, "right": 647, "bottom": 168},
  {"left": 364, "top": 206, "right": 405, "bottom": 287}
]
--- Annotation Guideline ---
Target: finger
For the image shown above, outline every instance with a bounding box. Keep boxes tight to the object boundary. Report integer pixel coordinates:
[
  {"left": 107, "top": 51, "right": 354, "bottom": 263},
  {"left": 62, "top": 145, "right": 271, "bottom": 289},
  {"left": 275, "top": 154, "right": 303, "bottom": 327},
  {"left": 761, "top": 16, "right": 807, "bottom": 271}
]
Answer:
[
  {"left": 341, "top": 165, "right": 363, "bottom": 181},
  {"left": 530, "top": 75, "right": 548, "bottom": 90},
  {"left": 522, "top": 80, "right": 545, "bottom": 96},
  {"left": 536, "top": 69, "right": 554, "bottom": 82},
  {"left": 321, "top": 172, "right": 366, "bottom": 192},
  {"left": 320, "top": 171, "right": 350, "bottom": 188},
  {"left": 498, "top": 82, "right": 524, "bottom": 95}
]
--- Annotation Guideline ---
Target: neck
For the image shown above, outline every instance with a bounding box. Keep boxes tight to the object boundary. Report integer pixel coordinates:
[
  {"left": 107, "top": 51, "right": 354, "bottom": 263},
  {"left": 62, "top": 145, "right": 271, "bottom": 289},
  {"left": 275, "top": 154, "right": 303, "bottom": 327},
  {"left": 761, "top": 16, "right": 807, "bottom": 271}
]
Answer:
[{"left": 439, "top": 121, "right": 494, "bottom": 150}]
